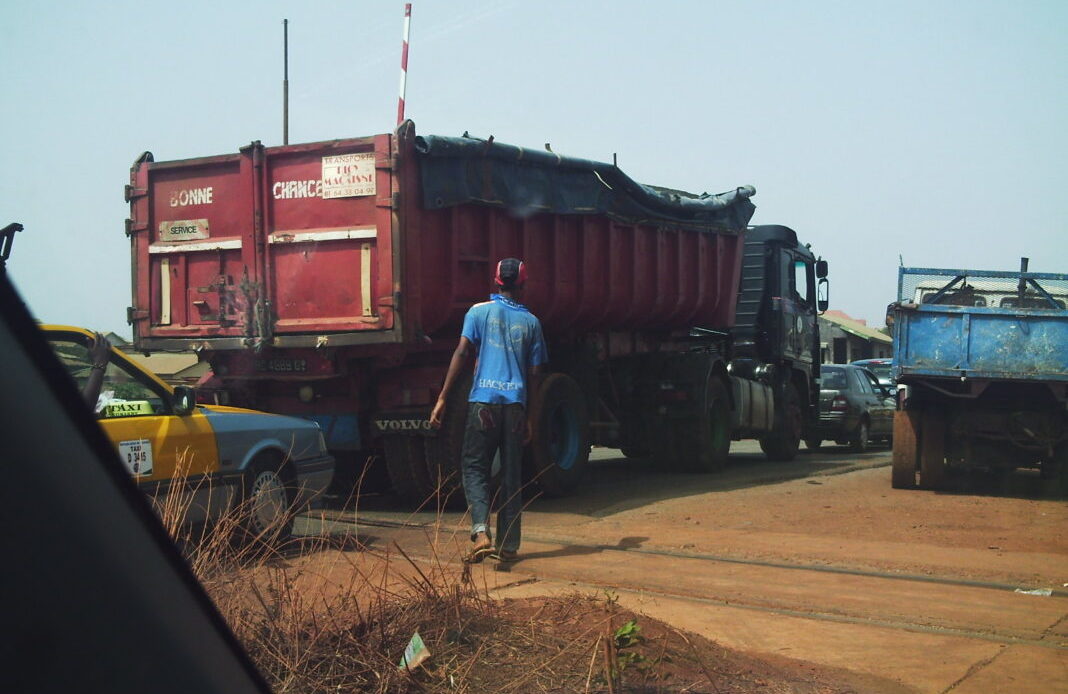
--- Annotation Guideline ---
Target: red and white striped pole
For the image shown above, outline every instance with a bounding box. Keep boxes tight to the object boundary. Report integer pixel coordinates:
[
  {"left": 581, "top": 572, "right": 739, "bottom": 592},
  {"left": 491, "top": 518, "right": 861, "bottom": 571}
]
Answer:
[{"left": 397, "top": 3, "right": 412, "bottom": 125}]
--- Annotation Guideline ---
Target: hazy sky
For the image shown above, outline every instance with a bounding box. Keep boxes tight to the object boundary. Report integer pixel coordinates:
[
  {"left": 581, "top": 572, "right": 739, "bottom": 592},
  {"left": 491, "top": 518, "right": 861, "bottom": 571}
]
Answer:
[{"left": 2, "top": 1, "right": 1065, "bottom": 337}]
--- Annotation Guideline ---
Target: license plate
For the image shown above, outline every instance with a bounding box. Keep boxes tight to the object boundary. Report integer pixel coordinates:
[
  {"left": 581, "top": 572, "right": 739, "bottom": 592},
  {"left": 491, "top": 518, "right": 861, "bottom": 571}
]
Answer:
[{"left": 255, "top": 358, "right": 308, "bottom": 373}]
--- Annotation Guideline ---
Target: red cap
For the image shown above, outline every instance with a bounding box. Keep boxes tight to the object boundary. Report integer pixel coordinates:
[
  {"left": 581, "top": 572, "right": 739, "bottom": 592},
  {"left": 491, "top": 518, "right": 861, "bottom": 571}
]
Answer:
[{"left": 494, "top": 258, "right": 527, "bottom": 287}]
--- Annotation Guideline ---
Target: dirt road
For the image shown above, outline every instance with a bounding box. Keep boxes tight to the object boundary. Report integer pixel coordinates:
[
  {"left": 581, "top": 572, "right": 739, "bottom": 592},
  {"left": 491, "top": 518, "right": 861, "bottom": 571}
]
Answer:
[{"left": 306, "top": 443, "right": 1068, "bottom": 692}]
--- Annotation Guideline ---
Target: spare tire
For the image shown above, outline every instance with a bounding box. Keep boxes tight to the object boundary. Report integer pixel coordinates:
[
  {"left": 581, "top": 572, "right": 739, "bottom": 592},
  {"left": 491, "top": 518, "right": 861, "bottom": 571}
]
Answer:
[{"left": 527, "top": 373, "right": 590, "bottom": 496}]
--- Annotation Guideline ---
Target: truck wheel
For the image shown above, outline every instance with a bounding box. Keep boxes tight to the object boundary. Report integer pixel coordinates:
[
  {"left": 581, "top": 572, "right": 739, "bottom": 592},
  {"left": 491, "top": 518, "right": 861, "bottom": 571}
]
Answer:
[
  {"left": 383, "top": 436, "right": 433, "bottom": 506},
  {"left": 891, "top": 410, "right": 919, "bottom": 489},
  {"left": 919, "top": 412, "right": 948, "bottom": 490},
  {"left": 424, "top": 371, "right": 472, "bottom": 508},
  {"left": 760, "top": 382, "right": 802, "bottom": 462},
  {"left": 236, "top": 453, "right": 295, "bottom": 546},
  {"left": 849, "top": 419, "right": 870, "bottom": 454},
  {"left": 696, "top": 378, "right": 731, "bottom": 472},
  {"left": 528, "top": 373, "right": 590, "bottom": 496},
  {"left": 1044, "top": 445, "right": 1068, "bottom": 497}
]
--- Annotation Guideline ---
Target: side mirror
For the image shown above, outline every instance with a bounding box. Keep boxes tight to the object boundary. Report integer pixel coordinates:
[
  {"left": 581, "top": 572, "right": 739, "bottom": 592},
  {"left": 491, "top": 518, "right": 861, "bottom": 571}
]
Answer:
[
  {"left": 817, "top": 278, "right": 830, "bottom": 313},
  {"left": 815, "top": 259, "right": 828, "bottom": 279},
  {"left": 173, "top": 386, "right": 197, "bottom": 416}
]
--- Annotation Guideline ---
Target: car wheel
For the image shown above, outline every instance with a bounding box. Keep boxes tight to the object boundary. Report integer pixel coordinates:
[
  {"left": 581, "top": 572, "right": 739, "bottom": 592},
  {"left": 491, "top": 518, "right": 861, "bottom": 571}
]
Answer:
[
  {"left": 849, "top": 419, "right": 870, "bottom": 454},
  {"left": 238, "top": 454, "right": 295, "bottom": 545}
]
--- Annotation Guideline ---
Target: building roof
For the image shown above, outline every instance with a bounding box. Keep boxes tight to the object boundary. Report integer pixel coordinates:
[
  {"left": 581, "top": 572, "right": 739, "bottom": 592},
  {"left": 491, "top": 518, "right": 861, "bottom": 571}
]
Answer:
[
  {"left": 820, "top": 310, "right": 892, "bottom": 344},
  {"left": 125, "top": 352, "right": 201, "bottom": 378},
  {"left": 105, "top": 332, "right": 130, "bottom": 348}
]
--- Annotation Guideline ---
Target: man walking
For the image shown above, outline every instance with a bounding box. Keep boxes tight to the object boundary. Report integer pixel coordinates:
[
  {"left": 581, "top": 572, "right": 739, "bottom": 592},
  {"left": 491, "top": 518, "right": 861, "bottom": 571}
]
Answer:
[{"left": 430, "top": 258, "right": 547, "bottom": 563}]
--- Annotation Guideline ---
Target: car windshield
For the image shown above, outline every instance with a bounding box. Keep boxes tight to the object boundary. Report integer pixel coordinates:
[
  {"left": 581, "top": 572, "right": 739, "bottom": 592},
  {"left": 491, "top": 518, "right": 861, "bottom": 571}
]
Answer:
[{"left": 820, "top": 366, "right": 848, "bottom": 390}]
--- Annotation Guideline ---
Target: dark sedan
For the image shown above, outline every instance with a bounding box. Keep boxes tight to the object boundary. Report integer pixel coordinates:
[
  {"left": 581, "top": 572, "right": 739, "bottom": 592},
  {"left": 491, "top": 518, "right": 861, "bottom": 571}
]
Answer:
[{"left": 806, "top": 364, "right": 895, "bottom": 452}]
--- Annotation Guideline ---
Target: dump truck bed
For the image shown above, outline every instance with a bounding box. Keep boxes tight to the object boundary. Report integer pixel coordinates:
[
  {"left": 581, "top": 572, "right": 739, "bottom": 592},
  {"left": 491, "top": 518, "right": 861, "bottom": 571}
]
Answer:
[
  {"left": 128, "top": 123, "right": 755, "bottom": 352},
  {"left": 892, "top": 267, "right": 1068, "bottom": 383}
]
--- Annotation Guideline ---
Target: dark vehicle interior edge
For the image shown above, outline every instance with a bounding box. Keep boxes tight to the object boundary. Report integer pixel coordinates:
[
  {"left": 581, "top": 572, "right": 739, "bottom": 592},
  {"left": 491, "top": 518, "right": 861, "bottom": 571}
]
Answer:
[{"left": 0, "top": 270, "right": 270, "bottom": 694}]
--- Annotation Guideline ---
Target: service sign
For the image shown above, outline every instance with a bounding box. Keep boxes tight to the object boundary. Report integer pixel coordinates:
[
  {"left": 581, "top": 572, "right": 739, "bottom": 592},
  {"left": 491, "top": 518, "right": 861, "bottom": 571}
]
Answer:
[
  {"left": 321, "top": 153, "right": 376, "bottom": 199},
  {"left": 159, "top": 219, "right": 210, "bottom": 242}
]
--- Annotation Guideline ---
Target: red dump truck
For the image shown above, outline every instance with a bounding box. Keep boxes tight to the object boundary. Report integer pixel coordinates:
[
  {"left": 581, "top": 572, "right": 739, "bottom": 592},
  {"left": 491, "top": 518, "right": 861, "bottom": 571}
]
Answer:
[{"left": 127, "top": 122, "right": 828, "bottom": 502}]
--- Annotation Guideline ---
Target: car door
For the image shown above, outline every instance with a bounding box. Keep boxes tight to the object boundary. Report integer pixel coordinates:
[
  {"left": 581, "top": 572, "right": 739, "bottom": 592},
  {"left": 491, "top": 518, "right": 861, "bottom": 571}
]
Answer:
[
  {"left": 859, "top": 368, "right": 892, "bottom": 436},
  {"left": 46, "top": 330, "right": 220, "bottom": 495}
]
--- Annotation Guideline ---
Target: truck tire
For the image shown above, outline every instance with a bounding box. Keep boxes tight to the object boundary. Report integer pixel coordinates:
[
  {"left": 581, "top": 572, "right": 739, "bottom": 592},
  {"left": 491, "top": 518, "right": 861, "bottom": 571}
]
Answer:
[
  {"left": 527, "top": 373, "right": 590, "bottom": 496},
  {"left": 383, "top": 435, "right": 433, "bottom": 506},
  {"left": 235, "top": 453, "right": 296, "bottom": 546},
  {"left": 424, "top": 371, "right": 472, "bottom": 508},
  {"left": 694, "top": 378, "right": 731, "bottom": 472},
  {"left": 919, "top": 411, "right": 948, "bottom": 490},
  {"left": 849, "top": 419, "right": 870, "bottom": 454},
  {"left": 891, "top": 410, "right": 919, "bottom": 489},
  {"left": 760, "top": 382, "right": 802, "bottom": 462},
  {"left": 1043, "top": 444, "right": 1068, "bottom": 497}
]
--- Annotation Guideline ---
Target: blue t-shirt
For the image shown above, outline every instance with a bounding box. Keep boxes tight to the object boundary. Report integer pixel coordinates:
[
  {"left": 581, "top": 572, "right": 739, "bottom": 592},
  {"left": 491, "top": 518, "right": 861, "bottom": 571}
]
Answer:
[{"left": 462, "top": 294, "right": 548, "bottom": 405}]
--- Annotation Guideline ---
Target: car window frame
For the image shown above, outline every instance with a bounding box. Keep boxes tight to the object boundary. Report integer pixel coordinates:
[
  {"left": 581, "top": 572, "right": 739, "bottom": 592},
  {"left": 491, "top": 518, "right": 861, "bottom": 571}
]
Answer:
[
  {"left": 46, "top": 330, "right": 175, "bottom": 419},
  {"left": 852, "top": 368, "right": 873, "bottom": 394},
  {"left": 862, "top": 370, "right": 885, "bottom": 397}
]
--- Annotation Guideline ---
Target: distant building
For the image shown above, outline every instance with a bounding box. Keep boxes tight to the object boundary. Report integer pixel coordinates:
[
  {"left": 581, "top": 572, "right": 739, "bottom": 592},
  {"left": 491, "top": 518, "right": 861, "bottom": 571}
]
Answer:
[
  {"left": 124, "top": 352, "right": 211, "bottom": 387},
  {"left": 819, "top": 310, "right": 892, "bottom": 364},
  {"left": 103, "top": 332, "right": 130, "bottom": 349}
]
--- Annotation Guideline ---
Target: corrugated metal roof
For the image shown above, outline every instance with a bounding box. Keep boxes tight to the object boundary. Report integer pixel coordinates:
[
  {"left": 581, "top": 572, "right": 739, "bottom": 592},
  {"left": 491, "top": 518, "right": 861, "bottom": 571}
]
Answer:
[
  {"left": 126, "top": 352, "right": 200, "bottom": 377},
  {"left": 820, "top": 312, "right": 892, "bottom": 344}
]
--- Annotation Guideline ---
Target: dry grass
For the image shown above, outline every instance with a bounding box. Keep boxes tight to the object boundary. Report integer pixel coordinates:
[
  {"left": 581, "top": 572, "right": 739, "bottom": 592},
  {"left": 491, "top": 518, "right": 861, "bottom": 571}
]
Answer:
[{"left": 149, "top": 455, "right": 853, "bottom": 693}]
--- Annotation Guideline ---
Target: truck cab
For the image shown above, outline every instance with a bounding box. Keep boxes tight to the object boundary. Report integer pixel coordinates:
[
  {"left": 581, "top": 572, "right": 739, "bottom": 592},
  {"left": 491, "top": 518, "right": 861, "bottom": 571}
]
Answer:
[{"left": 730, "top": 225, "right": 827, "bottom": 455}]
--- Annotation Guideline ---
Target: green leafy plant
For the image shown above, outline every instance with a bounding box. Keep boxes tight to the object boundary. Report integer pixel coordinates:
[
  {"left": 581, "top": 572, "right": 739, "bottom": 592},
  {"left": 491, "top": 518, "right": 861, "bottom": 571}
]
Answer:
[{"left": 614, "top": 618, "right": 646, "bottom": 671}]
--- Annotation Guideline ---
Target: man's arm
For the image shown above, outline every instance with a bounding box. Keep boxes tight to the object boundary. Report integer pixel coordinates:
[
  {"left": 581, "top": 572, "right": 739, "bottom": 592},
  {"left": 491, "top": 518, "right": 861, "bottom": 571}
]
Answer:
[
  {"left": 430, "top": 336, "right": 472, "bottom": 428},
  {"left": 83, "top": 332, "right": 111, "bottom": 410}
]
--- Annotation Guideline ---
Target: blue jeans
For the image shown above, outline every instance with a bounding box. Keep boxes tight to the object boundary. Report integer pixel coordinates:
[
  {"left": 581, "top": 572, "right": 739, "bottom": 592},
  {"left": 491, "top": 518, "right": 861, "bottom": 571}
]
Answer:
[{"left": 460, "top": 402, "right": 524, "bottom": 553}]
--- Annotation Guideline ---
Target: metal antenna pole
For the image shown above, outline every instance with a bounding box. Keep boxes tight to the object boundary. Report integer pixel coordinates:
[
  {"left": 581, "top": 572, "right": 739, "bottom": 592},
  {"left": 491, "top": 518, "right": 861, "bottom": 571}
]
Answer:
[
  {"left": 397, "top": 4, "right": 412, "bottom": 125},
  {"left": 283, "top": 19, "right": 289, "bottom": 145}
]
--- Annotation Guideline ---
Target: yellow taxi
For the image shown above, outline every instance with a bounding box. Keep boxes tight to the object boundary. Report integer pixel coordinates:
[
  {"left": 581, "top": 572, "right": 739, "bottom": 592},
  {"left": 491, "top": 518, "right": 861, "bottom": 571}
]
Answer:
[{"left": 44, "top": 326, "right": 334, "bottom": 541}]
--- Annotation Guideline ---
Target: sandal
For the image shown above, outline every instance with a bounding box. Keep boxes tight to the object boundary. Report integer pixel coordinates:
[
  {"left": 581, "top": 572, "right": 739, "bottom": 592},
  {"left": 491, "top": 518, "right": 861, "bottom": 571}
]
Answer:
[
  {"left": 465, "top": 533, "right": 493, "bottom": 564},
  {"left": 491, "top": 549, "right": 518, "bottom": 563}
]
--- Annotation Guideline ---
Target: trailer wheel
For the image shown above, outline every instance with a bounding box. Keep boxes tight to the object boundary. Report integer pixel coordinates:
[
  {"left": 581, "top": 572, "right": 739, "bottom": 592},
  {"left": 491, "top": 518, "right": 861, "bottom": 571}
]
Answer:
[
  {"left": 918, "top": 411, "right": 948, "bottom": 490},
  {"left": 527, "top": 373, "right": 590, "bottom": 496},
  {"left": 424, "top": 371, "right": 472, "bottom": 508},
  {"left": 1038, "top": 444, "right": 1068, "bottom": 496},
  {"left": 891, "top": 410, "right": 919, "bottom": 489},
  {"left": 383, "top": 436, "right": 433, "bottom": 506},
  {"left": 760, "top": 382, "right": 802, "bottom": 462}
]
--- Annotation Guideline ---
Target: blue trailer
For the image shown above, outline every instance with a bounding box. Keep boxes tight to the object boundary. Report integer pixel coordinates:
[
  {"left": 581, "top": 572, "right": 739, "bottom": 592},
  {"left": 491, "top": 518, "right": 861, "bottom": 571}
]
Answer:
[{"left": 889, "top": 262, "right": 1068, "bottom": 489}]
